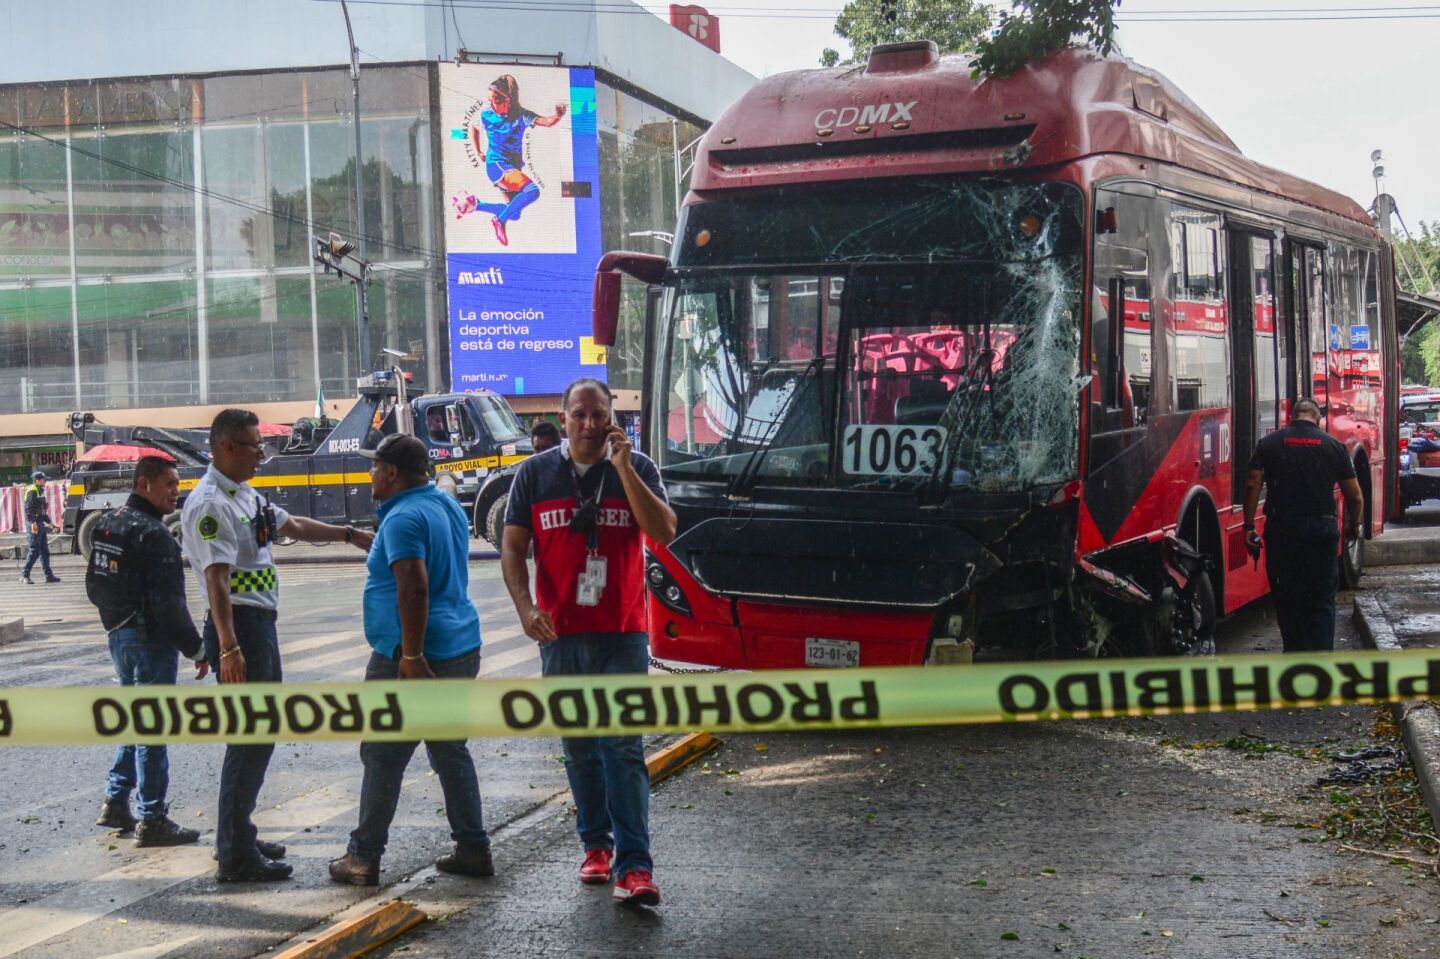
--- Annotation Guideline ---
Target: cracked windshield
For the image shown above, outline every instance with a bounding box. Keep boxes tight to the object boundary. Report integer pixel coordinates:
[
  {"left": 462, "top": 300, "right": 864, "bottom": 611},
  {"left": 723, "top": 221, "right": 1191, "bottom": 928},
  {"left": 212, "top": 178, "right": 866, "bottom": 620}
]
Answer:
[{"left": 657, "top": 179, "right": 1085, "bottom": 492}]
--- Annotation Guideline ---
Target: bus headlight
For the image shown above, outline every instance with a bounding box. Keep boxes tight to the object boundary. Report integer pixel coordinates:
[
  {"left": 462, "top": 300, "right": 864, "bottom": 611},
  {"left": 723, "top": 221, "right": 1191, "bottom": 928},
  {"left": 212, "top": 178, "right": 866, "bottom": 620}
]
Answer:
[{"left": 644, "top": 550, "right": 692, "bottom": 617}]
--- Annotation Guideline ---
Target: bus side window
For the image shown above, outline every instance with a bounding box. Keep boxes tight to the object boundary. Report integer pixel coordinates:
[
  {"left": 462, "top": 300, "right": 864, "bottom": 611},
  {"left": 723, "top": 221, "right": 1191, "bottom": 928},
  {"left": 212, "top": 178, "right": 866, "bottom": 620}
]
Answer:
[
  {"left": 1305, "top": 246, "right": 1328, "bottom": 414},
  {"left": 1167, "top": 207, "right": 1228, "bottom": 412},
  {"left": 1092, "top": 192, "right": 1152, "bottom": 432}
]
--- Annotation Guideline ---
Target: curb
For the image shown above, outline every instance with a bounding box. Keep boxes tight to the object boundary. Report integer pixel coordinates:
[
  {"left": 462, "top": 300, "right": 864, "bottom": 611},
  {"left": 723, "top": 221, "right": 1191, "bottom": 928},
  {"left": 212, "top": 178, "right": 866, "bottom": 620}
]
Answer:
[
  {"left": 0, "top": 617, "right": 23, "bottom": 647},
  {"left": 1364, "top": 530, "right": 1440, "bottom": 568},
  {"left": 271, "top": 900, "right": 426, "bottom": 959},
  {"left": 1350, "top": 594, "right": 1440, "bottom": 829},
  {"left": 646, "top": 731, "right": 722, "bottom": 784},
  {"left": 262, "top": 731, "right": 721, "bottom": 959}
]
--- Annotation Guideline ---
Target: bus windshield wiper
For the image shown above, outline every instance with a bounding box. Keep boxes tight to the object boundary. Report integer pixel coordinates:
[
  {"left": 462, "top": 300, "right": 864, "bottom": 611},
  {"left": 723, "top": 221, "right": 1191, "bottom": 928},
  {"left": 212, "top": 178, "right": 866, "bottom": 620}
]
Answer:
[{"left": 727, "top": 356, "right": 824, "bottom": 500}]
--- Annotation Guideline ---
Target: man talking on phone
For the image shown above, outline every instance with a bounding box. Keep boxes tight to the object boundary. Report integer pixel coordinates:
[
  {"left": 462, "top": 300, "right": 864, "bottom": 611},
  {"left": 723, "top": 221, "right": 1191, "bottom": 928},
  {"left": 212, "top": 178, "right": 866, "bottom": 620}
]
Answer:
[{"left": 501, "top": 378, "right": 675, "bottom": 907}]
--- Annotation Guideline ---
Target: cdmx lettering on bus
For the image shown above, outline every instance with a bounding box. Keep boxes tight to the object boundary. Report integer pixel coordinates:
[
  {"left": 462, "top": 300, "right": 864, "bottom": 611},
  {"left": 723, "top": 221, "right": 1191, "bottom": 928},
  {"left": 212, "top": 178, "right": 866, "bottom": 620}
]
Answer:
[{"left": 813, "top": 101, "right": 918, "bottom": 130}]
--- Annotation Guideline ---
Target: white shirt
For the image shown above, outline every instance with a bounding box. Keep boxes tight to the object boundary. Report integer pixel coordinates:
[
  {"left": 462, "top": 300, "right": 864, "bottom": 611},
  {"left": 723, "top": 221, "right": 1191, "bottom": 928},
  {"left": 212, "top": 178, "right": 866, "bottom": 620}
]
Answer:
[{"left": 181, "top": 465, "right": 292, "bottom": 611}]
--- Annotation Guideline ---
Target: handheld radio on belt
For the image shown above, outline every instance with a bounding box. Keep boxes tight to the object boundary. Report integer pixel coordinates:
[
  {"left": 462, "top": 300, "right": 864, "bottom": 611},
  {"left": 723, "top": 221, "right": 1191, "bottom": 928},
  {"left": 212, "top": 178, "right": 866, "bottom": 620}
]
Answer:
[{"left": 254, "top": 496, "right": 278, "bottom": 547}]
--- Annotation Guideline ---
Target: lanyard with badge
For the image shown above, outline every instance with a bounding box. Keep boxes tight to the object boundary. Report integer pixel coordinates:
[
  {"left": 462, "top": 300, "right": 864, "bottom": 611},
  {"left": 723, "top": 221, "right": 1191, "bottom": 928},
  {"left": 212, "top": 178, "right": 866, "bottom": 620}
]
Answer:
[{"left": 567, "top": 461, "right": 608, "bottom": 606}]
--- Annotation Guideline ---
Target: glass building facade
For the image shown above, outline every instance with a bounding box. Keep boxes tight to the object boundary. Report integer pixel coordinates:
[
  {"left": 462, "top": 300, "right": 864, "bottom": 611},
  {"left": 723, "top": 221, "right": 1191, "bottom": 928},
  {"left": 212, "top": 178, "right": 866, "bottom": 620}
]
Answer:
[{"left": 0, "top": 61, "right": 699, "bottom": 418}]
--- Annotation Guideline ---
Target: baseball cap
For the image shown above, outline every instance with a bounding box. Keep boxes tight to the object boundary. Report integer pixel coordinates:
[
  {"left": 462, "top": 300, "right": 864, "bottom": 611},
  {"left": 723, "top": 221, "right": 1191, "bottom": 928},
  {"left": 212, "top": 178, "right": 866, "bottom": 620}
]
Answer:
[{"left": 358, "top": 434, "right": 431, "bottom": 475}]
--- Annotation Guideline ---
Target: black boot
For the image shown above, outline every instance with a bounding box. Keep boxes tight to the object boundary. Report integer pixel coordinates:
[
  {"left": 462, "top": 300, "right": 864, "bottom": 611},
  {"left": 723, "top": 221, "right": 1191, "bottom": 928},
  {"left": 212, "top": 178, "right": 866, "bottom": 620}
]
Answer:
[
  {"left": 436, "top": 845, "right": 495, "bottom": 878},
  {"left": 134, "top": 815, "right": 201, "bottom": 847},
  {"left": 212, "top": 839, "right": 286, "bottom": 861},
  {"left": 96, "top": 797, "right": 137, "bottom": 832},
  {"left": 217, "top": 856, "right": 293, "bottom": 882}
]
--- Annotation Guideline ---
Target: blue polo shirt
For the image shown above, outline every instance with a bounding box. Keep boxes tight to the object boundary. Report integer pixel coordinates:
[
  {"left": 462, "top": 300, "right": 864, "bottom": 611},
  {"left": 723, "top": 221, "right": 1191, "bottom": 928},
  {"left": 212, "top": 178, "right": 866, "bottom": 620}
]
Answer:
[{"left": 363, "top": 483, "right": 481, "bottom": 660}]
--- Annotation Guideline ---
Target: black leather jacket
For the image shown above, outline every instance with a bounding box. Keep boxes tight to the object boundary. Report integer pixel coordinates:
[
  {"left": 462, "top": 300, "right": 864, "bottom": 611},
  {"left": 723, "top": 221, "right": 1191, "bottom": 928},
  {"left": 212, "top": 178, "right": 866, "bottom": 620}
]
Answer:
[{"left": 85, "top": 494, "right": 203, "bottom": 658}]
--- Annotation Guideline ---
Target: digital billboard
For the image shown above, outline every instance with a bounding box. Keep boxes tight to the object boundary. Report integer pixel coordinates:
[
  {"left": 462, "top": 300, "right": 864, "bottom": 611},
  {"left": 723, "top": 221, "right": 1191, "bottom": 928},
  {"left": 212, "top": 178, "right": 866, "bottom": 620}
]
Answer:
[{"left": 441, "top": 64, "right": 605, "bottom": 396}]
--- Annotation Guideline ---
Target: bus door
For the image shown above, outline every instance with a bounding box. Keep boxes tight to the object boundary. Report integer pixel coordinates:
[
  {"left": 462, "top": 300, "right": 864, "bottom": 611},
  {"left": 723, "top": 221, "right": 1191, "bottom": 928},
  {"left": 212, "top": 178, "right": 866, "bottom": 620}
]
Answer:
[
  {"left": 1226, "top": 231, "right": 1281, "bottom": 604},
  {"left": 1286, "top": 241, "right": 1328, "bottom": 422},
  {"left": 1227, "top": 232, "right": 1283, "bottom": 496}
]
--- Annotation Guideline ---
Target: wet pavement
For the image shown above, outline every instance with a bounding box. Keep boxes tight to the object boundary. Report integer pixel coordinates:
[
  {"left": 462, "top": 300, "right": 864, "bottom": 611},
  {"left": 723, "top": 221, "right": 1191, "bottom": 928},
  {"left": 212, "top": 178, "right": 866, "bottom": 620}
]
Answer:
[
  {"left": 1360, "top": 564, "right": 1440, "bottom": 649},
  {"left": 5, "top": 552, "right": 1438, "bottom": 958},
  {"left": 361, "top": 600, "right": 1440, "bottom": 959}
]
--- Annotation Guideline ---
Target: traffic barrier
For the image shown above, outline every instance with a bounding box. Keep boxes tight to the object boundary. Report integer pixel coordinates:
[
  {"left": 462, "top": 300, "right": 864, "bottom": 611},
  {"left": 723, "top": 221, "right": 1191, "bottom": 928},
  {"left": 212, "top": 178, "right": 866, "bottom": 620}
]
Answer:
[
  {"left": 2, "top": 647, "right": 1438, "bottom": 747},
  {"left": 0, "top": 483, "right": 65, "bottom": 534},
  {"left": 0, "top": 485, "right": 19, "bottom": 533}
]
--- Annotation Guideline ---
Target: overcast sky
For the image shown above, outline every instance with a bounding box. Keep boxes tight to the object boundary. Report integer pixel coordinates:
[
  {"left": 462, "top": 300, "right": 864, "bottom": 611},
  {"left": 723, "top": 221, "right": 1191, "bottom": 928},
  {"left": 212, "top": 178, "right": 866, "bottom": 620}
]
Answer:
[{"left": 648, "top": 1, "right": 1440, "bottom": 231}]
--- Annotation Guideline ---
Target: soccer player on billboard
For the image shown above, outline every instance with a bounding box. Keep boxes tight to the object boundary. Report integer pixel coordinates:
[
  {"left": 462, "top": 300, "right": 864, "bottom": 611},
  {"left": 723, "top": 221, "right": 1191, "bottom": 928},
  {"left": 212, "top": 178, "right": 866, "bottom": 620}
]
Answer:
[{"left": 452, "top": 74, "right": 567, "bottom": 247}]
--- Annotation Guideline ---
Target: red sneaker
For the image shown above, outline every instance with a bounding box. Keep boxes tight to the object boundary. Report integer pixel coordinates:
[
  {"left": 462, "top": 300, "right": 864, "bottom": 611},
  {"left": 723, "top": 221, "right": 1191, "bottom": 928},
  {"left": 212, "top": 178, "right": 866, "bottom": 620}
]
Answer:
[
  {"left": 613, "top": 869, "right": 660, "bottom": 906},
  {"left": 579, "top": 847, "right": 612, "bottom": 885},
  {"left": 491, "top": 216, "right": 509, "bottom": 246}
]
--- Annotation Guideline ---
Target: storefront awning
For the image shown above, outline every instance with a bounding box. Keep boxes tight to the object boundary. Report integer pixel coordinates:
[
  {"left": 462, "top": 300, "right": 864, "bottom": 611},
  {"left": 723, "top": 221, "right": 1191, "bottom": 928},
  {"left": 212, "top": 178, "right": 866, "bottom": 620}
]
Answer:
[{"left": 0, "top": 434, "right": 71, "bottom": 452}]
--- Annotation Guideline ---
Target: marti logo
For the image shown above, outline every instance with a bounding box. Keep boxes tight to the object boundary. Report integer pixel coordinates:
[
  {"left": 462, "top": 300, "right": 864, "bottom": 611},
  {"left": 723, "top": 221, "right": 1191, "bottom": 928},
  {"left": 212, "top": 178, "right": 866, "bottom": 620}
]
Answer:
[
  {"left": 814, "top": 101, "right": 918, "bottom": 130},
  {"left": 457, "top": 267, "right": 504, "bottom": 286}
]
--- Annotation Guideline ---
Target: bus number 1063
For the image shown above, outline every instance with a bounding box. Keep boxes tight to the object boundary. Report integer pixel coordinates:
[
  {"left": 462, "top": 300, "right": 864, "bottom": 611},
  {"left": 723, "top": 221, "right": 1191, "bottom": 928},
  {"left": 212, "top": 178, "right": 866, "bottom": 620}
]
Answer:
[{"left": 842, "top": 425, "right": 947, "bottom": 476}]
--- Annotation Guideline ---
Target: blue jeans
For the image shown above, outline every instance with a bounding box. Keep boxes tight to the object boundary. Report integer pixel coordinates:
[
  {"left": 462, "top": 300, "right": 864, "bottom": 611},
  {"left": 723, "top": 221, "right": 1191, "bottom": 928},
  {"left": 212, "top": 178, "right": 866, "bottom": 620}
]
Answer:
[
  {"left": 1265, "top": 514, "right": 1341, "bottom": 653},
  {"left": 105, "top": 626, "right": 179, "bottom": 820},
  {"left": 539, "top": 633, "right": 652, "bottom": 878},
  {"left": 348, "top": 648, "right": 489, "bottom": 862},
  {"left": 22, "top": 527, "right": 52, "bottom": 577},
  {"left": 203, "top": 606, "right": 282, "bottom": 868}
]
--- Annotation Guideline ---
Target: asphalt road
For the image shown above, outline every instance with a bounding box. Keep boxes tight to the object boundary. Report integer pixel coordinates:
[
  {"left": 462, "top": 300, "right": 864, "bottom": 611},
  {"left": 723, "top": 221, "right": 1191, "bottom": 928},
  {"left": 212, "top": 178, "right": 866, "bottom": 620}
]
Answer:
[
  {"left": 0, "top": 550, "right": 575, "bottom": 959},
  {"left": 1, "top": 554, "right": 1435, "bottom": 958}
]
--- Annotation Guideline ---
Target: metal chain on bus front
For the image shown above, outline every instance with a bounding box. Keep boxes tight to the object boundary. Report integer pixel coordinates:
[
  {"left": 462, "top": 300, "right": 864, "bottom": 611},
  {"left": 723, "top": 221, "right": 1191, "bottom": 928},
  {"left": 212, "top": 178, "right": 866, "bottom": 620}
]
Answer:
[
  {"left": 1315, "top": 745, "right": 1411, "bottom": 788},
  {"left": 649, "top": 656, "right": 732, "bottom": 675}
]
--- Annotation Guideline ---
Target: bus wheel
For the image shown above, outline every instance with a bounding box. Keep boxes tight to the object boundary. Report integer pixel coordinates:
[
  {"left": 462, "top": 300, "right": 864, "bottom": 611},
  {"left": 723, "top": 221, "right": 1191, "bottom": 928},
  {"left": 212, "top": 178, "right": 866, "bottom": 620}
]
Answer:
[
  {"left": 1160, "top": 569, "right": 1216, "bottom": 657},
  {"left": 484, "top": 495, "right": 508, "bottom": 549},
  {"left": 1339, "top": 494, "right": 1365, "bottom": 589},
  {"left": 77, "top": 510, "right": 107, "bottom": 560}
]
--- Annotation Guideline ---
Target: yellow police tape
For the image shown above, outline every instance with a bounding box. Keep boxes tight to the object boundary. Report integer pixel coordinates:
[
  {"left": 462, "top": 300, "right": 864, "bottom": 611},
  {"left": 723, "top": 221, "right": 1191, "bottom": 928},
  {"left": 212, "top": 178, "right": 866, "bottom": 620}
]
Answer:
[{"left": 1, "top": 647, "right": 1436, "bottom": 747}]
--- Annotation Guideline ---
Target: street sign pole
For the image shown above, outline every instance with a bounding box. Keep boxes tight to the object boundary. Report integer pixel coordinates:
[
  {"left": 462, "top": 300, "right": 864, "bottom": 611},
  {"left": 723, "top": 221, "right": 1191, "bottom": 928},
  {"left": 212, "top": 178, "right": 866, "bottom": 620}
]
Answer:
[
  {"left": 340, "top": 0, "right": 369, "bottom": 369},
  {"left": 314, "top": 233, "right": 371, "bottom": 371}
]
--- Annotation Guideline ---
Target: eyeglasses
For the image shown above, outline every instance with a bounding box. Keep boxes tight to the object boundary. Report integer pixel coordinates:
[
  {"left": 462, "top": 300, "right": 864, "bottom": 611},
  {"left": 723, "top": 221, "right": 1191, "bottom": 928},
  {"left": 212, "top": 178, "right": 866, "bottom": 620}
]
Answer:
[{"left": 227, "top": 437, "right": 272, "bottom": 463}]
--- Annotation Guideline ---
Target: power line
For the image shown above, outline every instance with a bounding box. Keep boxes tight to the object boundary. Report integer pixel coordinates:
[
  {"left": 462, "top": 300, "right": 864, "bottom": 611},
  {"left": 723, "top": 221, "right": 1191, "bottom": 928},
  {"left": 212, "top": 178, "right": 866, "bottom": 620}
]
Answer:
[
  {"left": 447, "top": 0, "right": 471, "bottom": 49},
  {"left": 311, "top": 0, "right": 1440, "bottom": 20}
]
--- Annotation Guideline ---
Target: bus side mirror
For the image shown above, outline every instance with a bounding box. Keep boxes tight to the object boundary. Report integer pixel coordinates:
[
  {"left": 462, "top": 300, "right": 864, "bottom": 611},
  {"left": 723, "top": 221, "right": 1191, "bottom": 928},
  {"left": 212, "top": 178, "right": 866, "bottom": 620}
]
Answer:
[
  {"left": 593, "top": 252, "right": 667, "bottom": 347},
  {"left": 593, "top": 271, "right": 621, "bottom": 347}
]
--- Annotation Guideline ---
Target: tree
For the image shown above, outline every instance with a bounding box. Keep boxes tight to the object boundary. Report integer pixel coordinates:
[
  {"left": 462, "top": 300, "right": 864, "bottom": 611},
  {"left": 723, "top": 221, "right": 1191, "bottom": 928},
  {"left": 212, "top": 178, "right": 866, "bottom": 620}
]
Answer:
[
  {"left": 971, "top": 0, "right": 1122, "bottom": 78},
  {"left": 1394, "top": 221, "right": 1440, "bottom": 384},
  {"left": 819, "top": 0, "right": 990, "bottom": 67}
]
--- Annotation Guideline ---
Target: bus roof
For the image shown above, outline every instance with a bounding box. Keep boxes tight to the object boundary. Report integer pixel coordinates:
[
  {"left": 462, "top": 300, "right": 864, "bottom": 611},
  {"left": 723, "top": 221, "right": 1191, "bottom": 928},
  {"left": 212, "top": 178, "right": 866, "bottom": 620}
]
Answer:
[{"left": 693, "top": 44, "right": 1371, "bottom": 226}]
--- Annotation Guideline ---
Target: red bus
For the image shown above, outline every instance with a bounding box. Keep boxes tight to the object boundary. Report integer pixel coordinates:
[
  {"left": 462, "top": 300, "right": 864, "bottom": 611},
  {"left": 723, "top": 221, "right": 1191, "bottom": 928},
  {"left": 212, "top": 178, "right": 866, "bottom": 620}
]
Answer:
[{"left": 592, "top": 42, "right": 1399, "bottom": 667}]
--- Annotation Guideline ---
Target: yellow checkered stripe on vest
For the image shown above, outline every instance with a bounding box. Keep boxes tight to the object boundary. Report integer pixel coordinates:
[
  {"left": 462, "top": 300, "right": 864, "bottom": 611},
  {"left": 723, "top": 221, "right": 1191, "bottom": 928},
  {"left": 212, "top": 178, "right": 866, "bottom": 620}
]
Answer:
[{"left": 229, "top": 567, "right": 278, "bottom": 594}]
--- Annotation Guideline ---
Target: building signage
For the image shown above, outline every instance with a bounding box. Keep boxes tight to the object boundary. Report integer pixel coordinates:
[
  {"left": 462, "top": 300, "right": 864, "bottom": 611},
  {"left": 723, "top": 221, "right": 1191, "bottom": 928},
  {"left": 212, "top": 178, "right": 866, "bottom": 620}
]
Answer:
[
  {"left": 441, "top": 64, "right": 604, "bottom": 396},
  {"left": 1350, "top": 325, "right": 1371, "bottom": 350},
  {"left": 669, "top": 4, "right": 721, "bottom": 53}
]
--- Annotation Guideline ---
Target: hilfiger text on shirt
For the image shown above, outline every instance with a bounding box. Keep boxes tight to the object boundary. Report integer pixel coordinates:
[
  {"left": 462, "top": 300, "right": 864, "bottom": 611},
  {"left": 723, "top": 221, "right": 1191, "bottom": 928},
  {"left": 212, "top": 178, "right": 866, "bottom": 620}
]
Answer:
[{"left": 536, "top": 504, "right": 635, "bottom": 532}]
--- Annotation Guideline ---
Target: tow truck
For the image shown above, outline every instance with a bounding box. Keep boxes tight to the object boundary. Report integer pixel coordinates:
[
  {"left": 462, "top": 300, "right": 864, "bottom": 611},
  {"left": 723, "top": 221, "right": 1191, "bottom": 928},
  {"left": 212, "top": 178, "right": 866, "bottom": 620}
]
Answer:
[{"left": 64, "top": 371, "right": 531, "bottom": 556}]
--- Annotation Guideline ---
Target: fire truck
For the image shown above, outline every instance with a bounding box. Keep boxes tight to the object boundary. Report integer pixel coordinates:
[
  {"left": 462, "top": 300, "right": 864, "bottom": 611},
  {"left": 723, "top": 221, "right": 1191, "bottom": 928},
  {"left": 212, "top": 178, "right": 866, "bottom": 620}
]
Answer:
[
  {"left": 64, "top": 371, "right": 531, "bottom": 556},
  {"left": 592, "top": 42, "right": 1398, "bottom": 667}
]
